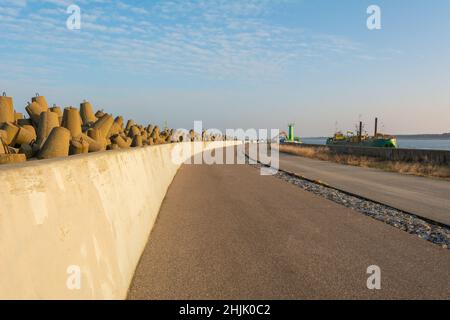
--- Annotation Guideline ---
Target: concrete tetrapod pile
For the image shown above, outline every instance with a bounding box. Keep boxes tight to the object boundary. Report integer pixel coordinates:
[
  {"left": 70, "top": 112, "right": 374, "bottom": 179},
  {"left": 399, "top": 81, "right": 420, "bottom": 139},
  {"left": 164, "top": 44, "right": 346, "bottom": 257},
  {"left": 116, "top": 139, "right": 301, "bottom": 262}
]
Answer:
[{"left": 0, "top": 93, "right": 224, "bottom": 165}]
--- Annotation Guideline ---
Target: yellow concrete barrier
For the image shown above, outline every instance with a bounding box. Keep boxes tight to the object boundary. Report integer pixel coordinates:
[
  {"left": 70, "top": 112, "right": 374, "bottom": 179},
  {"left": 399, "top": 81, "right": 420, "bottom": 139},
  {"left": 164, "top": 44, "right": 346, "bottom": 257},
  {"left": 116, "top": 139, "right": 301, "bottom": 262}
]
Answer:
[{"left": 0, "top": 141, "right": 240, "bottom": 300}]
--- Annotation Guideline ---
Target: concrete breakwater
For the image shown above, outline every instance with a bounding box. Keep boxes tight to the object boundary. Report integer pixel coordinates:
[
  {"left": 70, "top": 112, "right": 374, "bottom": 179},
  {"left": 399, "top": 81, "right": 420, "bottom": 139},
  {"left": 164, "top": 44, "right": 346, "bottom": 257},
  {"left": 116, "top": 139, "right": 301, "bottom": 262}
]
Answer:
[
  {"left": 0, "top": 93, "right": 223, "bottom": 166},
  {"left": 284, "top": 142, "right": 450, "bottom": 166},
  {"left": 0, "top": 141, "right": 240, "bottom": 299}
]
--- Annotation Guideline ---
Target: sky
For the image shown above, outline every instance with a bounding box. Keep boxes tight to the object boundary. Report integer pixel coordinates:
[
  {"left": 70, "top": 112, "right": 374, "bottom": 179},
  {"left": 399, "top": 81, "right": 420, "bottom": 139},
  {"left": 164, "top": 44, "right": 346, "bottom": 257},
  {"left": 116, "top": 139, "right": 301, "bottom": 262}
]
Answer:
[{"left": 0, "top": 0, "right": 449, "bottom": 136}]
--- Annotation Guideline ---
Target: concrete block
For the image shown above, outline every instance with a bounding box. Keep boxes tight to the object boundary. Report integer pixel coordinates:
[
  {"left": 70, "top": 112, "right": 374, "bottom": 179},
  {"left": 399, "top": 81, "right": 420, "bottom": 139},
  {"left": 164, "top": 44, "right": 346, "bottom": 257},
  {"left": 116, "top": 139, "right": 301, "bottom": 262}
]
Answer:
[
  {"left": 131, "top": 135, "right": 143, "bottom": 147},
  {"left": 87, "top": 128, "right": 102, "bottom": 141},
  {"left": 93, "top": 114, "right": 114, "bottom": 139},
  {"left": 26, "top": 101, "right": 47, "bottom": 125},
  {"left": 83, "top": 131, "right": 106, "bottom": 153},
  {"left": 108, "top": 116, "right": 124, "bottom": 136},
  {"left": 32, "top": 143, "right": 41, "bottom": 155},
  {"left": 129, "top": 126, "right": 141, "bottom": 138},
  {"left": 17, "top": 119, "right": 32, "bottom": 127},
  {"left": 147, "top": 125, "right": 155, "bottom": 135},
  {"left": 36, "top": 111, "right": 60, "bottom": 147},
  {"left": 50, "top": 106, "right": 63, "bottom": 125},
  {"left": 125, "top": 120, "right": 136, "bottom": 132},
  {"left": 111, "top": 134, "right": 131, "bottom": 149},
  {"left": 31, "top": 94, "right": 49, "bottom": 110},
  {"left": 70, "top": 136, "right": 89, "bottom": 155},
  {"left": 7, "top": 146, "right": 19, "bottom": 154},
  {"left": 14, "top": 112, "right": 23, "bottom": 122},
  {"left": 38, "top": 127, "right": 71, "bottom": 159},
  {"left": 150, "top": 127, "right": 162, "bottom": 144},
  {"left": 0, "top": 129, "right": 7, "bottom": 142},
  {"left": 0, "top": 93, "right": 14, "bottom": 123},
  {"left": 0, "top": 153, "right": 26, "bottom": 165},
  {"left": 50, "top": 105, "right": 62, "bottom": 117},
  {"left": 107, "top": 143, "right": 120, "bottom": 151},
  {"left": 80, "top": 101, "right": 97, "bottom": 126},
  {"left": 15, "top": 126, "right": 36, "bottom": 145},
  {"left": 23, "top": 125, "right": 37, "bottom": 141},
  {"left": 114, "top": 116, "right": 124, "bottom": 128},
  {"left": 2, "top": 122, "right": 19, "bottom": 145},
  {"left": 0, "top": 132, "right": 7, "bottom": 154},
  {"left": 19, "top": 144, "right": 34, "bottom": 159},
  {"left": 0, "top": 92, "right": 13, "bottom": 109},
  {"left": 95, "top": 110, "right": 106, "bottom": 118},
  {"left": 62, "top": 107, "right": 82, "bottom": 138}
]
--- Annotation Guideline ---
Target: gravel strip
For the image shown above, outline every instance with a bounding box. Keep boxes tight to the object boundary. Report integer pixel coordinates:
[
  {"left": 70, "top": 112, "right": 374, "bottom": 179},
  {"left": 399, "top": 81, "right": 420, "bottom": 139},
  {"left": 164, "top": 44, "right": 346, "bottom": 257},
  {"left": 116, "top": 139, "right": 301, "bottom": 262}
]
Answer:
[{"left": 249, "top": 162, "right": 450, "bottom": 250}]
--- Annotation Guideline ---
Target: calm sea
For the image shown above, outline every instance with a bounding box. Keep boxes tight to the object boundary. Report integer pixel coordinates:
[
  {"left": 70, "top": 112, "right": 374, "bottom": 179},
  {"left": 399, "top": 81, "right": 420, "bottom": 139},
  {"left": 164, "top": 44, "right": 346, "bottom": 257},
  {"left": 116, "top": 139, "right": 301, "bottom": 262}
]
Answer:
[{"left": 301, "top": 138, "right": 450, "bottom": 151}]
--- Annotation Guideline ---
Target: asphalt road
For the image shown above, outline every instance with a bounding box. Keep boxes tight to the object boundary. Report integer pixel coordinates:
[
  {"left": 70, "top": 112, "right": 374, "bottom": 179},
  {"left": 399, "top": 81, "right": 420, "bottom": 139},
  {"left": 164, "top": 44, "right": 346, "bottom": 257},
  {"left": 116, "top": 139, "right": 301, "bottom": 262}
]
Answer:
[
  {"left": 128, "top": 148, "right": 450, "bottom": 300},
  {"left": 277, "top": 152, "right": 450, "bottom": 226}
]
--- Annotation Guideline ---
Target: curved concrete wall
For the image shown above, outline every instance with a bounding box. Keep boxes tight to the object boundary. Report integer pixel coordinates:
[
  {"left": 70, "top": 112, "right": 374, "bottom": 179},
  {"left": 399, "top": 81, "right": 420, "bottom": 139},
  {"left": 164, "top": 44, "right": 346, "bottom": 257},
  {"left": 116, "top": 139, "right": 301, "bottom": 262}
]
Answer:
[{"left": 0, "top": 141, "right": 239, "bottom": 300}]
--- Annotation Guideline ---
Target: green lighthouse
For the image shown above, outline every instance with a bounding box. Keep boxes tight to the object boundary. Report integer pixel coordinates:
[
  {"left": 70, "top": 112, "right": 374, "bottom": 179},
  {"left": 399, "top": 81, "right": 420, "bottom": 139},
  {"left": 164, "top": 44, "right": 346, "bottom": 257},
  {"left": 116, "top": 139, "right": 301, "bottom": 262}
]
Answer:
[{"left": 288, "top": 124, "right": 295, "bottom": 142}]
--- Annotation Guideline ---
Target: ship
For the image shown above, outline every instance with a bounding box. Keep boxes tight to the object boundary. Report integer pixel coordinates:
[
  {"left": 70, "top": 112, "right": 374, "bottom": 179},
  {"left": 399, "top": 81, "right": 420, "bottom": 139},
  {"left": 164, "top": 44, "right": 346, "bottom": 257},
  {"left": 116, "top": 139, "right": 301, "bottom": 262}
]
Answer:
[{"left": 326, "top": 118, "right": 398, "bottom": 148}]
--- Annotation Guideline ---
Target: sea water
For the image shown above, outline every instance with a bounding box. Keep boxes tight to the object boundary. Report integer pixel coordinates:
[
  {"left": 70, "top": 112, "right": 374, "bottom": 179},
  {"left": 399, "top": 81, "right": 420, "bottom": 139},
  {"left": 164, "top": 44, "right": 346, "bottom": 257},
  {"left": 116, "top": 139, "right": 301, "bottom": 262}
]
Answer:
[{"left": 300, "top": 138, "right": 450, "bottom": 151}]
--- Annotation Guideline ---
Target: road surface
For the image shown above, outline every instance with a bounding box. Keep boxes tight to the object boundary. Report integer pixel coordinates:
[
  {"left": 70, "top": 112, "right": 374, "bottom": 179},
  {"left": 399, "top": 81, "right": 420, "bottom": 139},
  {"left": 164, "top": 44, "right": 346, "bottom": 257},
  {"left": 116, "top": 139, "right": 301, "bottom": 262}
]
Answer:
[
  {"left": 277, "top": 152, "right": 450, "bottom": 226},
  {"left": 128, "top": 148, "right": 450, "bottom": 300}
]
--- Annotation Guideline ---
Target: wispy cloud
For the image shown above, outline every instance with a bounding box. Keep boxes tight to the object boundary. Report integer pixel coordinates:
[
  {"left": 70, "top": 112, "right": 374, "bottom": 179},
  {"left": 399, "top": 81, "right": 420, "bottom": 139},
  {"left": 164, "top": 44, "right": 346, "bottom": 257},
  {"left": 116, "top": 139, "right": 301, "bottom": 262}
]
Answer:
[
  {"left": 0, "top": 0, "right": 386, "bottom": 84},
  {"left": 117, "top": 1, "right": 148, "bottom": 15},
  {"left": 0, "top": 0, "right": 27, "bottom": 7}
]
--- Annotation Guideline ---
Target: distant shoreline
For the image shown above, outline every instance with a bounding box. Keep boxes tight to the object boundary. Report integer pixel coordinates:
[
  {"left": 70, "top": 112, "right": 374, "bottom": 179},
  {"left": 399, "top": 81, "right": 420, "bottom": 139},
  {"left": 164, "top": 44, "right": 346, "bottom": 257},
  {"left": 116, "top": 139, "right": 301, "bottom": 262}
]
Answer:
[
  {"left": 302, "top": 134, "right": 450, "bottom": 140},
  {"left": 396, "top": 134, "right": 450, "bottom": 140}
]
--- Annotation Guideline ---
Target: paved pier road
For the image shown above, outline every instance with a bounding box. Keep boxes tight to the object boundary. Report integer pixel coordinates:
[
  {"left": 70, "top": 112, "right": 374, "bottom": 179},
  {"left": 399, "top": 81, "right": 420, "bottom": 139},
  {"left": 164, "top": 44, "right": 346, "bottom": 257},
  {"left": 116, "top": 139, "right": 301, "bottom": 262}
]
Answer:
[
  {"left": 128, "top": 148, "right": 450, "bottom": 300},
  {"left": 277, "top": 152, "right": 450, "bottom": 226}
]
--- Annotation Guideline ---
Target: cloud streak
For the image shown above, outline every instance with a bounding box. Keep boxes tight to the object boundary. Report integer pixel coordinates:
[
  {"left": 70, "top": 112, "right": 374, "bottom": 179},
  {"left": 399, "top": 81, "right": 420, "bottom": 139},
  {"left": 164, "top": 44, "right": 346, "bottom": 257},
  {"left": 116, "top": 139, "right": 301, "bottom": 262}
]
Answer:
[{"left": 0, "top": 0, "right": 386, "bottom": 84}]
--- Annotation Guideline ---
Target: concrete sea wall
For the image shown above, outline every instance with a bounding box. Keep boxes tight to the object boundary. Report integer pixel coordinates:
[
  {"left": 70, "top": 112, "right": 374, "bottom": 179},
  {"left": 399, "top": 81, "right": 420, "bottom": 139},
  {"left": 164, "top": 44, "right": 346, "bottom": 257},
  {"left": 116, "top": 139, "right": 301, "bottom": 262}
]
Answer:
[
  {"left": 0, "top": 141, "right": 239, "bottom": 299},
  {"left": 284, "top": 143, "right": 450, "bottom": 166}
]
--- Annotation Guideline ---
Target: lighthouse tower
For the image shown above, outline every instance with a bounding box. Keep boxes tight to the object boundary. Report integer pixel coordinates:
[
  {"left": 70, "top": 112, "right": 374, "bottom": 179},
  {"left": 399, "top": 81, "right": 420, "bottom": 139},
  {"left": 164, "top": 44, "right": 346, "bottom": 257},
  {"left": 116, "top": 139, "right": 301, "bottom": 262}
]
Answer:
[{"left": 288, "top": 124, "right": 295, "bottom": 142}]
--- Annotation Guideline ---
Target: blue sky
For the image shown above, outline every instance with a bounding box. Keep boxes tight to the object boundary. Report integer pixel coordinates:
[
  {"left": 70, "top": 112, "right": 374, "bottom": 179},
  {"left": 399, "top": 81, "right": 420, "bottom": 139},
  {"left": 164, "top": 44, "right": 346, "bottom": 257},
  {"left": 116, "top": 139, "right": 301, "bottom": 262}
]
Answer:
[{"left": 0, "top": 0, "right": 449, "bottom": 136}]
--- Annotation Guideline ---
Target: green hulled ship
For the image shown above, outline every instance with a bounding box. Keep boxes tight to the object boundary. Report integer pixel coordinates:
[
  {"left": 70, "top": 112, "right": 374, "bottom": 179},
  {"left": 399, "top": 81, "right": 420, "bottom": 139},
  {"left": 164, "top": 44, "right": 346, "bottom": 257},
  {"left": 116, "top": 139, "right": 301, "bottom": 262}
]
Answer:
[{"left": 326, "top": 118, "right": 398, "bottom": 148}]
